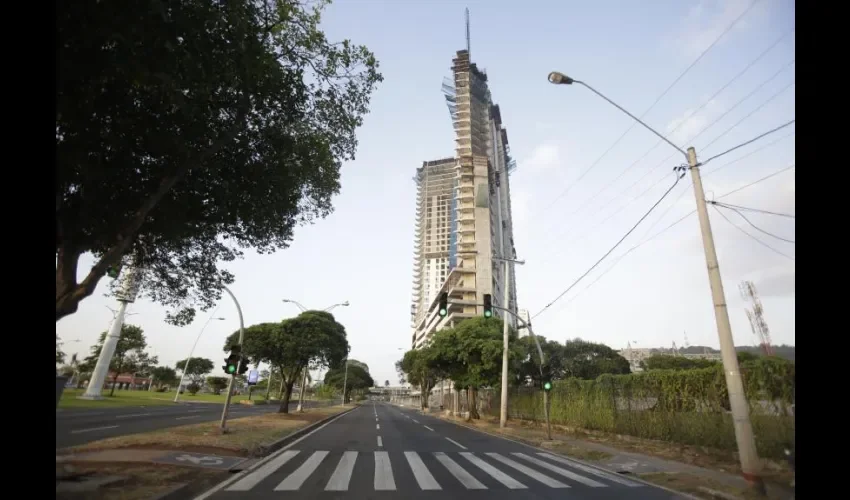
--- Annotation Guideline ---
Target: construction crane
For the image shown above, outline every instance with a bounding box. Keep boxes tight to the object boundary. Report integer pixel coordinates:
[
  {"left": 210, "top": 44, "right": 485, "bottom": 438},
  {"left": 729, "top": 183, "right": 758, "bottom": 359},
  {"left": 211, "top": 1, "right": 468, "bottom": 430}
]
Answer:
[{"left": 739, "top": 281, "right": 773, "bottom": 356}]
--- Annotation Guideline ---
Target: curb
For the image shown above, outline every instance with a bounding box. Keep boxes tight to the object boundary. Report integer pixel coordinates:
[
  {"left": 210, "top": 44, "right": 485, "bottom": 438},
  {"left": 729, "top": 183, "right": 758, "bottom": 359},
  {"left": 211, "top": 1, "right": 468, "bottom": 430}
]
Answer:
[
  {"left": 430, "top": 412, "right": 701, "bottom": 500},
  {"left": 152, "top": 405, "right": 358, "bottom": 500}
]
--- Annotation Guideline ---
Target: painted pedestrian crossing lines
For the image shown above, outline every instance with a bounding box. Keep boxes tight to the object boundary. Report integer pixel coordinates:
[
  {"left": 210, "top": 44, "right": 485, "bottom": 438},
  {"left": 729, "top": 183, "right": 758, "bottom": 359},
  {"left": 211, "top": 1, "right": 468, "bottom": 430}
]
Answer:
[{"left": 225, "top": 450, "right": 644, "bottom": 492}]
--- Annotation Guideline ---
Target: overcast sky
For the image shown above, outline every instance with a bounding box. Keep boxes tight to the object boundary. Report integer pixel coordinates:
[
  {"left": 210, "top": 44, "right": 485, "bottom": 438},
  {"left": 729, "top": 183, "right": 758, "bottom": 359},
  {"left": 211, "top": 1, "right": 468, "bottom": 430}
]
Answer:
[{"left": 57, "top": 0, "right": 795, "bottom": 387}]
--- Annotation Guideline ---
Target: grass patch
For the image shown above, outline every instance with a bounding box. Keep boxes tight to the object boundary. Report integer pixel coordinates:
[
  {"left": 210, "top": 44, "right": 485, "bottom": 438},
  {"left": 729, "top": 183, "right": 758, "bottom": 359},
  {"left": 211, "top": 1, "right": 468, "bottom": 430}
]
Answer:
[
  {"left": 64, "top": 405, "right": 346, "bottom": 456},
  {"left": 638, "top": 472, "right": 779, "bottom": 500},
  {"left": 56, "top": 463, "right": 221, "bottom": 500}
]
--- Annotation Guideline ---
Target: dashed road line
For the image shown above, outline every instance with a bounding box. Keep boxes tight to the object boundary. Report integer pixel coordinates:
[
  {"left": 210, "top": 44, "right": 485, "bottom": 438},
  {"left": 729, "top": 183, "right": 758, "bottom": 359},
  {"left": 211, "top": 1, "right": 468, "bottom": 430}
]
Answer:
[
  {"left": 446, "top": 437, "right": 467, "bottom": 450},
  {"left": 377, "top": 436, "right": 383, "bottom": 447},
  {"left": 424, "top": 425, "right": 434, "bottom": 431},
  {"left": 70, "top": 425, "right": 119, "bottom": 434},
  {"left": 115, "top": 412, "right": 152, "bottom": 419},
  {"left": 176, "top": 415, "right": 200, "bottom": 420}
]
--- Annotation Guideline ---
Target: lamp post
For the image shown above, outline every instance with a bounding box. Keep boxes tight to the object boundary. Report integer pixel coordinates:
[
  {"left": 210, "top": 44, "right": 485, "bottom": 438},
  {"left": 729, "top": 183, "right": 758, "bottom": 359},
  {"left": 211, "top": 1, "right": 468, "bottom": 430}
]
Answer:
[
  {"left": 219, "top": 286, "right": 244, "bottom": 432},
  {"left": 174, "top": 315, "right": 226, "bottom": 402},
  {"left": 547, "top": 71, "right": 764, "bottom": 494},
  {"left": 282, "top": 299, "right": 350, "bottom": 411},
  {"left": 493, "top": 255, "right": 525, "bottom": 429}
]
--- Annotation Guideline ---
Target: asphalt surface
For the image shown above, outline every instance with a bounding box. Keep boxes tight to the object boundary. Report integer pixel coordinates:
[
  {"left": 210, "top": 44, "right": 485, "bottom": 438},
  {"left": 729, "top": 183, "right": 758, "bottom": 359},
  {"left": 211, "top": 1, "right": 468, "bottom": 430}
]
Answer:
[
  {"left": 194, "top": 401, "right": 685, "bottom": 499},
  {"left": 56, "top": 399, "right": 331, "bottom": 449}
]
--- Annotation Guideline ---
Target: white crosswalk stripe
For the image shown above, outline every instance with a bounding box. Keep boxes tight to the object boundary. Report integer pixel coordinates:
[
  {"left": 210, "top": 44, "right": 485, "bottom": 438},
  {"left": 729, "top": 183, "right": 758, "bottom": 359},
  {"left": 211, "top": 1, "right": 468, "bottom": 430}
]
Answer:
[{"left": 225, "top": 449, "right": 643, "bottom": 492}]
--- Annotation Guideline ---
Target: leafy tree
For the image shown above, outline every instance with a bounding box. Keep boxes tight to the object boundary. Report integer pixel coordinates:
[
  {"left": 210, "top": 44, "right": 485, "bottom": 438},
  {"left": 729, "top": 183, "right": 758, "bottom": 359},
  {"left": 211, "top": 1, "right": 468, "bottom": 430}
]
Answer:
[
  {"left": 640, "top": 354, "right": 718, "bottom": 371},
  {"left": 151, "top": 366, "right": 178, "bottom": 389},
  {"left": 513, "top": 335, "right": 565, "bottom": 388},
  {"left": 79, "top": 324, "right": 153, "bottom": 396},
  {"left": 430, "top": 317, "right": 518, "bottom": 419},
  {"left": 206, "top": 376, "right": 230, "bottom": 395},
  {"left": 123, "top": 351, "right": 159, "bottom": 386},
  {"left": 562, "top": 338, "right": 631, "bottom": 380},
  {"left": 56, "top": 0, "right": 382, "bottom": 325},
  {"left": 325, "top": 364, "right": 373, "bottom": 403},
  {"left": 226, "top": 311, "right": 348, "bottom": 413},
  {"left": 384, "top": 380, "right": 390, "bottom": 387},
  {"left": 175, "top": 357, "right": 215, "bottom": 386},
  {"left": 396, "top": 347, "right": 441, "bottom": 410},
  {"left": 56, "top": 335, "right": 66, "bottom": 365},
  {"left": 187, "top": 383, "right": 201, "bottom": 395},
  {"left": 348, "top": 359, "right": 369, "bottom": 373}
]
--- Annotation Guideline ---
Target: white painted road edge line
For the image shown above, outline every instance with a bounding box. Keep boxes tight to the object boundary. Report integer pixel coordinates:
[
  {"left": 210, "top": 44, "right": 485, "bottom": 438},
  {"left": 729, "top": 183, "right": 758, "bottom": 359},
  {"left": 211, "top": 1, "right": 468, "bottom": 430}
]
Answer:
[
  {"left": 193, "top": 405, "right": 360, "bottom": 500},
  {"left": 70, "top": 425, "right": 119, "bottom": 434},
  {"left": 446, "top": 437, "right": 467, "bottom": 450}
]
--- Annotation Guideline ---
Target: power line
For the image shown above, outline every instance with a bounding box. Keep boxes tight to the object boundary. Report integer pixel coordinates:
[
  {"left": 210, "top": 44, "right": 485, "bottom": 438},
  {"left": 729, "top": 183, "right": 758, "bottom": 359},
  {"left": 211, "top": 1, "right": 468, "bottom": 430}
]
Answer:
[
  {"left": 703, "top": 119, "right": 796, "bottom": 164},
  {"left": 541, "top": 31, "right": 793, "bottom": 243},
  {"left": 713, "top": 203, "right": 795, "bottom": 243},
  {"left": 713, "top": 200, "right": 795, "bottom": 219},
  {"left": 716, "top": 164, "right": 795, "bottom": 199},
  {"left": 712, "top": 205, "right": 795, "bottom": 261},
  {"left": 703, "top": 133, "right": 794, "bottom": 178},
  {"left": 532, "top": 168, "right": 687, "bottom": 320},
  {"left": 539, "top": 0, "right": 763, "bottom": 213},
  {"left": 544, "top": 163, "right": 796, "bottom": 311}
]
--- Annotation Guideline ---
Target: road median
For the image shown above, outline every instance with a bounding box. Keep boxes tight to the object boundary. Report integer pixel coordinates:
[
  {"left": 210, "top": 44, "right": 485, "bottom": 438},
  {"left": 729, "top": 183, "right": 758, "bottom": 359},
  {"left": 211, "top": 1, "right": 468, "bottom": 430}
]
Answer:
[{"left": 57, "top": 404, "right": 354, "bottom": 500}]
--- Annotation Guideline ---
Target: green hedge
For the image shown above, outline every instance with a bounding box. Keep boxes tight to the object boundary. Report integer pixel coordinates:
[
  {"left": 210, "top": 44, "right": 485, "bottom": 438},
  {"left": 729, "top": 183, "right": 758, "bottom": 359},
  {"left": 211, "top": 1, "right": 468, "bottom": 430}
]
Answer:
[{"left": 491, "top": 357, "right": 794, "bottom": 459}]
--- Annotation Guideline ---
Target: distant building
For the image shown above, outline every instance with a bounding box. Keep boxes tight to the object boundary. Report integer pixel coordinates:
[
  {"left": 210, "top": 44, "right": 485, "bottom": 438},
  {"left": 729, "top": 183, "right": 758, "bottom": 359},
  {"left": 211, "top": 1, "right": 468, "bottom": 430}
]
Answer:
[{"left": 517, "top": 309, "right": 531, "bottom": 336}]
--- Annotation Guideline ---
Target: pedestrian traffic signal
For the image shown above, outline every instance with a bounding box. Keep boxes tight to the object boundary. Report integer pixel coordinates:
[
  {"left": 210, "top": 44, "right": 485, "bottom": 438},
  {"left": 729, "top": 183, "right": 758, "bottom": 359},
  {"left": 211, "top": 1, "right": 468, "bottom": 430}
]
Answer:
[
  {"left": 483, "top": 294, "right": 493, "bottom": 318},
  {"left": 438, "top": 292, "right": 448, "bottom": 317},
  {"left": 543, "top": 380, "right": 553, "bottom": 391}
]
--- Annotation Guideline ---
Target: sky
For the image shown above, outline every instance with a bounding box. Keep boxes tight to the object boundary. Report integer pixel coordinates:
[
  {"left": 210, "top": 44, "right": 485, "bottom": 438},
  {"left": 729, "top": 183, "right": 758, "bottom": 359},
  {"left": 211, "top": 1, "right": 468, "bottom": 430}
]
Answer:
[{"left": 56, "top": 0, "right": 796, "bottom": 388}]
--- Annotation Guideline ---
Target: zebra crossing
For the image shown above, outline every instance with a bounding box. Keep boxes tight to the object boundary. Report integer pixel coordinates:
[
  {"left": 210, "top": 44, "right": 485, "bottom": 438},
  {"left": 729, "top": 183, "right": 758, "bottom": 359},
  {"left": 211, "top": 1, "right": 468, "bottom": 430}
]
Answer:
[{"left": 224, "top": 449, "right": 644, "bottom": 493}]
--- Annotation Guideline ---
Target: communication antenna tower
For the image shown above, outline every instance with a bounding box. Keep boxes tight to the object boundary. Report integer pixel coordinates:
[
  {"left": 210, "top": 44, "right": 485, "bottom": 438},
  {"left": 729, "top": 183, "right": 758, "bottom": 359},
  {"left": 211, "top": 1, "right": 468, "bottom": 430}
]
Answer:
[
  {"left": 739, "top": 281, "right": 773, "bottom": 356},
  {"left": 465, "top": 8, "right": 471, "bottom": 57}
]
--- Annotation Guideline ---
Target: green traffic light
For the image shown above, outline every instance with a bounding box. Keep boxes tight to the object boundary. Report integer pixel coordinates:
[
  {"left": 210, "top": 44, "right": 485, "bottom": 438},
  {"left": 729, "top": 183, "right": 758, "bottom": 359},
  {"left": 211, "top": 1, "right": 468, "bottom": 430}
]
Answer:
[
  {"left": 543, "top": 381, "right": 552, "bottom": 391},
  {"left": 484, "top": 310, "right": 492, "bottom": 318},
  {"left": 439, "top": 308, "right": 447, "bottom": 317},
  {"left": 228, "top": 365, "right": 236, "bottom": 373}
]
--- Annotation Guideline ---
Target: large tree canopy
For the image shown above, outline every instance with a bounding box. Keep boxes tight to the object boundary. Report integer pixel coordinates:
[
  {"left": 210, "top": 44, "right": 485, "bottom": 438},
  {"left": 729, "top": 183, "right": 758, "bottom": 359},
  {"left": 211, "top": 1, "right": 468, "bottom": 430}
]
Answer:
[
  {"left": 225, "top": 311, "right": 348, "bottom": 413},
  {"left": 324, "top": 364, "right": 373, "bottom": 403},
  {"left": 562, "top": 338, "right": 631, "bottom": 380},
  {"left": 56, "top": 0, "right": 382, "bottom": 324}
]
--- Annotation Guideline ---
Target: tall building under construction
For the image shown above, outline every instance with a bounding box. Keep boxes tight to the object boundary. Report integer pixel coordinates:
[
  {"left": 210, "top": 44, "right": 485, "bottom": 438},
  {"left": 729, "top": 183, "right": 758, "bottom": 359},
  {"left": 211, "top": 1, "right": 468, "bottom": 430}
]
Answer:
[{"left": 410, "top": 47, "right": 519, "bottom": 349}]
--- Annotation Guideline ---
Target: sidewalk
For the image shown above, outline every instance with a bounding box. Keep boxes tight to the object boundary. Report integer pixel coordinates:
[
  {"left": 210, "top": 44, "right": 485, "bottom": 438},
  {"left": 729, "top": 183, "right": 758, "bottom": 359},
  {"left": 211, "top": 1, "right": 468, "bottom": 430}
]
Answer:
[{"left": 426, "top": 408, "right": 794, "bottom": 500}]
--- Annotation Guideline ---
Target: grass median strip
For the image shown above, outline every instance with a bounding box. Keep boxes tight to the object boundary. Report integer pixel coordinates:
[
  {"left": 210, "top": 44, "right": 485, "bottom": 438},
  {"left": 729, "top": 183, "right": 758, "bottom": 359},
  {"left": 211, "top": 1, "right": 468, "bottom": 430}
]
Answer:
[{"left": 57, "top": 406, "right": 348, "bottom": 500}]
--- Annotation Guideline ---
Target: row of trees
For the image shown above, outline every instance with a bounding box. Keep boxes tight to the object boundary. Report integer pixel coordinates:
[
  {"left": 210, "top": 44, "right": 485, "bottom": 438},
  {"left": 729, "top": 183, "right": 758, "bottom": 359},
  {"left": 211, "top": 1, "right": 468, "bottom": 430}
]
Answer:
[{"left": 396, "top": 317, "right": 632, "bottom": 419}]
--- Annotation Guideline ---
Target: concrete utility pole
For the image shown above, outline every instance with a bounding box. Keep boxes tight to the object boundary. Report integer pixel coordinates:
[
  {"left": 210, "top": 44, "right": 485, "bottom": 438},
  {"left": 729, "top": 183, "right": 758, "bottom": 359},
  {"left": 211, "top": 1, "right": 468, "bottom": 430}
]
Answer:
[
  {"left": 80, "top": 266, "right": 142, "bottom": 400},
  {"left": 219, "top": 286, "right": 244, "bottom": 433},
  {"left": 341, "top": 358, "right": 349, "bottom": 406},
  {"left": 547, "top": 71, "right": 765, "bottom": 494},
  {"left": 494, "top": 256, "right": 524, "bottom": 429}
]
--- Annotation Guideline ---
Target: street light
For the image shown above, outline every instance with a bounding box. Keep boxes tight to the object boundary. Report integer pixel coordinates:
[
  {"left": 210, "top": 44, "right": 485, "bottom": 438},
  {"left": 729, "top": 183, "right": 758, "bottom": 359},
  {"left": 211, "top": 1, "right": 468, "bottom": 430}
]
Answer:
[
  {"left": 174, "top": 316, "right": 226, "bottom": 402},
  {"left": 219, "top": 285, "right": 245, "bottom": 432},
  {"left": 547, "top": 70, "right": 764, "bottom": 494},
  {"left": 493, "top": 255, "right": 525, "bottom": 430}
]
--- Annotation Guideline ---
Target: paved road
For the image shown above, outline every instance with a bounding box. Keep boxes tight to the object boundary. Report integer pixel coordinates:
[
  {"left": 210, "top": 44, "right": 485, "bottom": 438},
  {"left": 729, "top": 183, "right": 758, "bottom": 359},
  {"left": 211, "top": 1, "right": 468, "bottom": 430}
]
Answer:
[
  {"left": 56, "top": 399, "right": 333, "bottom": 449},
  {"left": 194, "top": 401, "right": 685, "bottom": 499}
]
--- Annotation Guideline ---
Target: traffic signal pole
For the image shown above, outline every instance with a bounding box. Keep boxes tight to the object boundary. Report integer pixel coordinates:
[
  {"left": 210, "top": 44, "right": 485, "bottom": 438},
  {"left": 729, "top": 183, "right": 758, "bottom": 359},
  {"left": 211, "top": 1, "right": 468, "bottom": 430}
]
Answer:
[{"left": 219, "top": 286, "right": 244, "bottom": 433}]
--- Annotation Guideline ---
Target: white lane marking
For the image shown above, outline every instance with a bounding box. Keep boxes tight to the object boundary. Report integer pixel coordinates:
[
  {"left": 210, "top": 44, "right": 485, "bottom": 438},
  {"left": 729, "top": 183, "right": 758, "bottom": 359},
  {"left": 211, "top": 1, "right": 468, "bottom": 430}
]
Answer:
[
  {"left": 434, "top": 452, "right": 486, "bottom": 489},
  {"left": 188, "top": 409, "right": 205, "bottom": 413},
  {"left": 227, "top": 451, "right": 300, "bottom": 491},
  {"left": 58, "top": 411, "right": 105, "bottom": 418},
  {"left": 374, "top": 451, "right": 396, "bottom": 490},
  {"left": 461, "top": 452, "right": 526, "bottom": 489},
  {"left": 405, "top": 452, "right": 441, "bottom": 490},
  {"left": 377, "top": 436, "right": 383, "bottom": 447},
  {"left": 70, "top": 425, "right": 119, "bottom": 434},
  {"left": 486, "top": 453, "right": 568, "bottom": 488},
  {"left": 424, "top": 425, "right": 434, "bottom": 431},
  {"left": 326, "top": 451, "right": 358, "bottom": 491},
  {"left": 275, "top": 451, "right": 328, "bottom": 490},
  {"left": 446, "top": 437, "right": 467, "bottom": 450},
  {"left": 115, "top": 412, "right": 152, "bottom": 419},
  {"left": 535, "top": 452, "right": 643, "bottom": 487},
  {"left": 376, "top": 423, "right": 380, "bottom": 430},
  {"left": 413, "top": 419, "right": 420, "bottom": 424},
  {"left": 513, "top": 453, "right": 606, "bottom": 487},
  {"left": 176, "top": 415, "right": 199, "bottom": 420},
  {"left": 215, "top": 407, "right": 360, "bottom": 495}
]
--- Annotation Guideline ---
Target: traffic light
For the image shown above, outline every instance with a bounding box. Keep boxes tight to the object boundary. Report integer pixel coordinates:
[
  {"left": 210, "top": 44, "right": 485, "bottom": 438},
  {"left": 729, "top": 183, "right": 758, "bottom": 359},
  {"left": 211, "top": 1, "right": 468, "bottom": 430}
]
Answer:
[
  {"left": 543, "top": 380, "right": 553, "bottom": 392},
  {"left": 483, "top": 294, "right": 493, "bottom": 318},
  {"left": 223, "top": 345, "right": 241, "bottom": 375},
  {"left": 238, "top": 356, "right": 249, "bottom": 375},
  {"left": 107, "top": 264, "right": 122, "bottom": 279},
  {"left": 438, "top": 292, "right": 448, "bottom": 317}
]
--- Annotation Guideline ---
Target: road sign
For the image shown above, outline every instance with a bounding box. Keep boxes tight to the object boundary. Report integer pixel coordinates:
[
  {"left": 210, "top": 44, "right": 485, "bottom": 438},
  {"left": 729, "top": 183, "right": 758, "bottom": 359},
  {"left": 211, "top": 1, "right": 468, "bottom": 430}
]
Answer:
[
  {"left": 153, "top": 451, "right": 246, "bottom": 470},
  {"left": 248, "top": 370, "right": 259, "bottom": 385}
]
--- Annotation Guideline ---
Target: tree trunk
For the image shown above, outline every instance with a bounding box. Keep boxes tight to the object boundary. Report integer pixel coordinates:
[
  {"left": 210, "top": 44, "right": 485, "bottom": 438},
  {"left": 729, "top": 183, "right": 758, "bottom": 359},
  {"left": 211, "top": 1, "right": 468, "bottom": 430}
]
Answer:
[
  {"left": 109, "top": 373, "right": 120, "bottom": 397},
  {"left": 278, "top": 382, "right": 294, "bottom": 413},
  {"left": 109, "top": 358, "right": 124, "bottom": 397},
  {"left": 278, "top": 378, "right": 285, "bottom": 399},
  {"left": 468, "top": 387, "right": 480, "bottom": 420}
]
